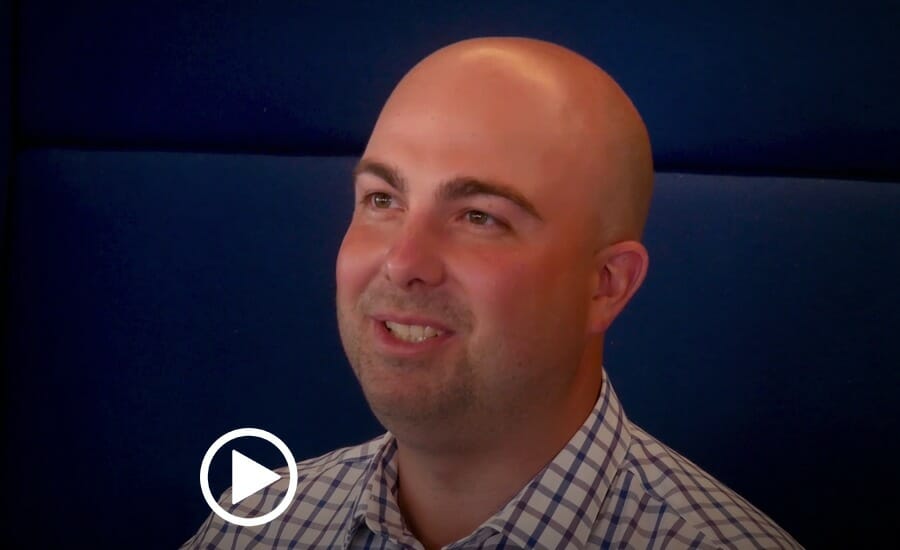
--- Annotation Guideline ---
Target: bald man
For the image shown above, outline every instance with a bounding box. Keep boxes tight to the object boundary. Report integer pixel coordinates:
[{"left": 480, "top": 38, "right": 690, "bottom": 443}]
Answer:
[{"left": 183, "top": 38, "right": 800, "bottom": 549}]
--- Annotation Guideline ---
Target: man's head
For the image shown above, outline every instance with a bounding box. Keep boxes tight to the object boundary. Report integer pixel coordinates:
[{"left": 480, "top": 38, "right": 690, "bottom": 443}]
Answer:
[{"left": 336, "top": 37, "right": 652, "bottom": 451}]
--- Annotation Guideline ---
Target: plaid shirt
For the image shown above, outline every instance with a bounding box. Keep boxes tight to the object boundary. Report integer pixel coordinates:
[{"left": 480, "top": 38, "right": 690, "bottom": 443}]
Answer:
[{"left": 182, "top": 374, "right": 801, "bottom": 549}]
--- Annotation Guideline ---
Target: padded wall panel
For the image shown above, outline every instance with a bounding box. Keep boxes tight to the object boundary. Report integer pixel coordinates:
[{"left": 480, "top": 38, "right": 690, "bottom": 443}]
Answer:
[
  {"left": 3, "top": 150, "right": 898, "bottom": 547},
  {"left": 16, "top": 0, "right": 900, "bottom": 179},
  {"left": 3, "top": 150, "right": 382, "bottom": 547},
  {"left": 606, "top": 173, "right": 900, "bottom": 546},
  {"left": 1, "top": 0, "right": 11, "bottom": 254}
]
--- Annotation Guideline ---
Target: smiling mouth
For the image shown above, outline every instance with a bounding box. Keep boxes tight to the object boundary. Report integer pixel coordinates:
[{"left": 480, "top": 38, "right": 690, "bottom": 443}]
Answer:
[{"left": 383, "top": 321, "right": 446, "bottom": 343}]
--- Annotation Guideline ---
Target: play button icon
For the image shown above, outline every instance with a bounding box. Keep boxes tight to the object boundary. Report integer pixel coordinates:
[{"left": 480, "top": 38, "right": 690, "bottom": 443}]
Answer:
[
  {"left": 231, "top": 450, "right": 282, "bottom": 505},
  {"left": 199, "top": 428, "right": 299, "bottom": 527}
]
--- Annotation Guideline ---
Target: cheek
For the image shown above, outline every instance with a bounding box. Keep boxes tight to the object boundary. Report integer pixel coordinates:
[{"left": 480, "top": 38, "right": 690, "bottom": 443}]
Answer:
[
  {"left": 462, "top": 248, "right": 586, "bottom": 337},
  {"left": 336, "top": 224, "right": 384, "bottom": 304},
  {"left": 457, "top": 252, "right": 539, "bottom": 330}
]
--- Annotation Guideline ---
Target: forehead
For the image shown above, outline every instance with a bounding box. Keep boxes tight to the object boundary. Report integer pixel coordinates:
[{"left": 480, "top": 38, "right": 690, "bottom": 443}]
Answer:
[{"left": 362, "top": 70, "right": 585, "bottom": 210}]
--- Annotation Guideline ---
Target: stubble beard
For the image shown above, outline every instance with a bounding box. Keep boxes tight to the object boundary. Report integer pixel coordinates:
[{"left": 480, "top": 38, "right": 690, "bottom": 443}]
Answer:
[{"left": 336, "top": 287, "right": 483, "bottom": 444}]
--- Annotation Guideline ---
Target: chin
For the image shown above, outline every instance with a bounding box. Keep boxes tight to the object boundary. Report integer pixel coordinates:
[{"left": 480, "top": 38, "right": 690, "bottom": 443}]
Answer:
[{"left": 359, "top": 369, "right": 470, "bottom": 426}]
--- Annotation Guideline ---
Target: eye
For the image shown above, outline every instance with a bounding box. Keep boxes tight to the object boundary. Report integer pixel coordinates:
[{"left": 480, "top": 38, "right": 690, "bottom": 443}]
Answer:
[
  {"left": 362, "top": 192, "right": 394, "bottom": 209},
  {"left": 465, "top": 210, "right": 500, "bottom": 227}
]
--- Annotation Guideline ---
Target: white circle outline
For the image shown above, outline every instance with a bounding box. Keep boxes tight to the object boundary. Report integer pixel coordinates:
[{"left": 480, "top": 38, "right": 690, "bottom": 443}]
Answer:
[{"left": 199, "top": 427, "right": 298, "bottom": 527}]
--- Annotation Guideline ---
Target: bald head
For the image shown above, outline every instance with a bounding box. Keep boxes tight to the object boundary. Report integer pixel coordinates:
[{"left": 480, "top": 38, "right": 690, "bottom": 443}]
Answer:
[
  {"left": 340, "top": 38, "right": 652, "bottom": 453},
  {"left": 367, "top": 37, "right": 653, "bottom": 243}
]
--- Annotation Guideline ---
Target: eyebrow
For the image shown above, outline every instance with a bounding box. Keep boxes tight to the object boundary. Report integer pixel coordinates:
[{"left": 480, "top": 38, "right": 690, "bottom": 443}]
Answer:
[{"left": 352, "top": 159, "right": 543, "bottom": 221}]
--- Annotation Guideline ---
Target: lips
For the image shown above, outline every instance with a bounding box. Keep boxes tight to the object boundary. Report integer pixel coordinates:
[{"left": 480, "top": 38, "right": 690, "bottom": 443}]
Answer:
[
  {"left": 370, "top": 313, "right": 455, "bottom": 354},
  {"left": 383, "top": 321, "right": 445, "bottom": 343}
]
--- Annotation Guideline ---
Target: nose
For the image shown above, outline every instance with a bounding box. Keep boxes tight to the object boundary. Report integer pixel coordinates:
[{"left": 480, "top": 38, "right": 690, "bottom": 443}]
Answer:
[{"left": 383, "top": 219, "right": 446, "bottom": 289}]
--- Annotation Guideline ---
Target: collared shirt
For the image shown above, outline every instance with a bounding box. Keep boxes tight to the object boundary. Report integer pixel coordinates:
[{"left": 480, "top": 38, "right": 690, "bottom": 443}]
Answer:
[{"left": 182, "top": 374, "right": 801, "bottom": 549}]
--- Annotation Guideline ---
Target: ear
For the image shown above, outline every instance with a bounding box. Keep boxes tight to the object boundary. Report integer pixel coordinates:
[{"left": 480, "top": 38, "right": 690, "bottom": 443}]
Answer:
[{"left": 587, "top": 240, "right": 649, "bottom": 334}]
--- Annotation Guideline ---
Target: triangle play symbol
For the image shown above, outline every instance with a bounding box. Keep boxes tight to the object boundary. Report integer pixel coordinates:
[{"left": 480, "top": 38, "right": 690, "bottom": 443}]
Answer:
[{"left": 231, "top": 449, "right": 282, "bottom": 505}]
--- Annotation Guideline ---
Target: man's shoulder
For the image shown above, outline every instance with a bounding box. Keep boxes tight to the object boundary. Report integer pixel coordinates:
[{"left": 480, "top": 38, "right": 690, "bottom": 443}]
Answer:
[
  {"left": 253, "top": 432, "right": 391, "bottom": 511},
  {"left": 180, "top": 433, "right": 390, "bottom": 549},
  {"left": 600, "top": 423, "right": 802, "bottom": 548},
  {"left": 230, "top": 431, "right": 389, "bottom": 506},
  {"left": 291, "top": 432, "right": 390, "bottom": 479}
]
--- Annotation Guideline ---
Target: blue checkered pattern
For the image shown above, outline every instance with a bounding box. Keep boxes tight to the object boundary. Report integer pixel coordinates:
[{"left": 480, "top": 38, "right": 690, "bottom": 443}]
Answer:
[{"left": 182, "top": 373, "right": 801, "bottom": 549}]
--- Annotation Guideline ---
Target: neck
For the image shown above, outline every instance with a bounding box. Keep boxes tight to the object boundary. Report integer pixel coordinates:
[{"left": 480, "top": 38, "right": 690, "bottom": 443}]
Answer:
[{"left": 395, "top": 344, "right": 604, "bottom": 549}]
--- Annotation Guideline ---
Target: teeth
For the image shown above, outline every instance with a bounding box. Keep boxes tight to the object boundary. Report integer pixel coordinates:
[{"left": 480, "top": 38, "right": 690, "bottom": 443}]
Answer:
[{"left": 384, "top": 321, "right": 444, "bottom": 343}]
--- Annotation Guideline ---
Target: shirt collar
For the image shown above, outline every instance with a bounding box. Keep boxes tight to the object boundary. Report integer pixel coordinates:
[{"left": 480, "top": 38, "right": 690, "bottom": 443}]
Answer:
[{"left": 347, "top": 370, "right": 632, "bottom": 550}]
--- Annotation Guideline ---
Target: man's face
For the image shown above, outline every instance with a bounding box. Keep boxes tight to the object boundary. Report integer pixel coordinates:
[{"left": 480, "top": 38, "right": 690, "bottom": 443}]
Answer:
[{"left": 336, "top": 63, "right": 598, "bottom": 444}]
